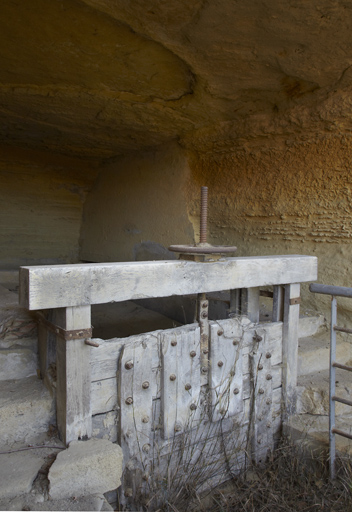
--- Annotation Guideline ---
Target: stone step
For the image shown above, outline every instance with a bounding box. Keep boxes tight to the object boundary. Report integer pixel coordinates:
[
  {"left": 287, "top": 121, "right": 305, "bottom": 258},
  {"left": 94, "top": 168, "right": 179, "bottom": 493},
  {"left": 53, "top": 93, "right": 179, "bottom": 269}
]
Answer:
[
  {"left": 298, "top": 313, "right": 326, "bottom": 339},
  {"left": 0, "top": 376, "right": 55, "bottom": 446},
  {"left": 284, "top": 412, "right": 352, "bottom": 458},
  {"left": 296, "top": 368, "right": 352, "bottom": 416}
]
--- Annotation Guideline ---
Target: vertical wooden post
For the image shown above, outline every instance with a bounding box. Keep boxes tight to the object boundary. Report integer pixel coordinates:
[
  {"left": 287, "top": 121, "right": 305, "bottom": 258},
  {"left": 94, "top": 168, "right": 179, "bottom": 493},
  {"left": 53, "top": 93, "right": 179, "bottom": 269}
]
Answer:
[
  {"left": 282, "top": 283, "right": 300, "bottom": 416},
  {"left": 228, "top": 289, "right": 241, "bottom": 317},
  {"left": 55, "top": 305, "right": 92, "bottom": 445},
  {"left": 37, "top": 310, "right": 56, "bottom": 380},
  {"left": 272, "top": 285, "right": 284, "bottom": 322},
  {"left": 241, "top": 287, "right": 260, "bottom": 323}
]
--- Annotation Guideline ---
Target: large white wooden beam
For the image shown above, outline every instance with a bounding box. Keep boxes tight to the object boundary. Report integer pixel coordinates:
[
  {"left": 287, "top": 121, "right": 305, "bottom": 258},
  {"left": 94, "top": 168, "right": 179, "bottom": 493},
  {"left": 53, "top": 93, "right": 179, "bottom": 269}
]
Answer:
[{"left": 20, "top": 255, "right": 317, "bottom": 311}]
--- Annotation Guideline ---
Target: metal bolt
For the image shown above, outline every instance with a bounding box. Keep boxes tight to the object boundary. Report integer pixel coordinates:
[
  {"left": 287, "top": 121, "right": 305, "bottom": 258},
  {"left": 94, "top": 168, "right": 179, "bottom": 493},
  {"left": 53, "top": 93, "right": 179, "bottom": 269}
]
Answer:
[
  {"left": 174, "top": 423, "right": 182, "bottom": 432},
  {"left": 125, "top": 360, "right": 134, "bottom": 370},
  {"left": 201, "top": 366, "right": 208, "bottom": 374},
  {"left": 142, "top": 381, "right": 150, "bottom": 389},
  {"left": 233, "top": 340, "right": 239, "bottom": 346},
  {"left": 185, "top": 383, "right": 192, "bottom": 391},
  {"left": 266, "top": 352, "right": 272, "bottom": 359},
  {"left": 233, "top": 388, "right": 240, "bottom": 395},
  {"left": 201, "top": 311, "right": 208, "bottom": 319},
  {"left": 258, "top": 388, "right": 265, "bottom": 394},
  {"left": 217, "top": 330, "right": 224, "bottom": 336},
  {"left": 190, "top": 350, "right": 196, "bottom": 358},
  {"left": 203, "top": 349, "right": 209, "bottom": 354},
  {"left": 202, "top": 302, "right": 208, "bottom": 309},
  {"left": 190, "top": 403, "right": 197, "bottom": 411},
  {"left": 142, "top": 416, "right": 149, "bottom": 423},
  {"left": 258, "top": 364, "right": 263, "bottom": 371},
  {"left": 142, "top": 444, "right": 151, "bottom": 454},
  {"left": 170, "top": 374, "right": 176, "bottom": 381},
  {"left": 171, "top": 340, "right": 177, "bottom": 346},
  {"left": 200, "top": 186, "right": 208, "bottom": 243},
  {"left": 253, "top": 333, "right": 263, "bottom": 342},
  {"left": 125, "top": 397, "right": 133, "bottom": 405},
  {"left": 218, "top": 361, "right": 224, "bottom": 367},
  {"left": 266, "top": 374, "right": 272, "bottom": 381}
]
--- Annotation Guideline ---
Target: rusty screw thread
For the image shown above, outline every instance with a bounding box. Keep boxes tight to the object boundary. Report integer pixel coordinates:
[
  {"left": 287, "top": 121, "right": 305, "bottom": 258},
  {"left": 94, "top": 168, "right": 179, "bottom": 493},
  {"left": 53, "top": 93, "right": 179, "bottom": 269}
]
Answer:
[{"left": 200, "top": 186, "right": 208, "bottom": 243}]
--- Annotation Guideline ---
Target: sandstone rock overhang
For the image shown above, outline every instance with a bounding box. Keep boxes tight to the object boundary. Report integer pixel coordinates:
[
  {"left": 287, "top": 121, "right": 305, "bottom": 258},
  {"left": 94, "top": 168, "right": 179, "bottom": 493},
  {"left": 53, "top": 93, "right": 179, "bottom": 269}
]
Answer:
[{"left": 1, "top": 0, "right": 352, "bottom": 159}]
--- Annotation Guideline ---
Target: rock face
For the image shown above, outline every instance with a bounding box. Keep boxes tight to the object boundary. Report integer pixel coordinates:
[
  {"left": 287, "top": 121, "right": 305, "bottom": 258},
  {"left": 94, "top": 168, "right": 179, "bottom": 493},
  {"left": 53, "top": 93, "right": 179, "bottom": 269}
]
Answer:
[
  {"left": 48, "top": 439, "right": 123, "bottom": 500},
  {"left": 2, "top": 1, "right": 352, "bottom": 320}
]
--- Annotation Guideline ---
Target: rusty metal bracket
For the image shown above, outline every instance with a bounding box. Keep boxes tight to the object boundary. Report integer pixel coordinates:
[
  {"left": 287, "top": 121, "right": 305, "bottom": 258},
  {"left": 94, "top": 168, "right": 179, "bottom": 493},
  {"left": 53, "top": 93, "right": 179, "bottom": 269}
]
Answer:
[
  {"left": 36, "top": 312, "right": 93, "bottom": 341},
  {"left": 289, "top": 297, "right": 301, "bottom": 305}
]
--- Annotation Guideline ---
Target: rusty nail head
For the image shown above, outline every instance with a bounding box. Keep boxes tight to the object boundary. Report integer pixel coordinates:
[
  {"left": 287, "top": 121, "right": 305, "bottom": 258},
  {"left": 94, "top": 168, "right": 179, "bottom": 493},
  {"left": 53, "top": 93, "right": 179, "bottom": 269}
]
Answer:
[
  {"left": 171, "top": 340, "right": 177, "bottom": 347},
  {"left": 218, "top": 361, "right": 224, "bottom": 367},
  {"left": 233, "top": 339, "right": 239, "bottom": 346},
  {"left": 202, "top": 302, "right": 208, "bottom": 308},
  {"left": 253, "top": 333, "right": 263, "bottom": 342},
  {"left": 233, "top": 388, "right": 240, "bottom": 395},
  {"left": 125, "top": 397, "right": 133, "bottom": 405},
  {"left": 190, "top": 403, "right": 197, "bottom": 411},
  {"left": 217, "top": 330, "right": 224, "bottom": 336},
  {"left": 185, "top": 383, "right": 192, "bottom": 391},
  {"left": 201, "top": 366, "right": 208, "bottom": 374},
  {"left": 174, "top": 423, "right": 182, "bottom": 432},
  {"left": 190, "top": 350, "right": 196, "bottom": 358},
  {"left": 142, "top": 444, "right": 151, "bottom": 453},
  {"left": 266, "top": 374, "right": 272, "bottom": 380},
  {"left": 201, "top": 311, "right": 208, "bottom": 319},
  {"left": 266, "top": 352, "right": 272, "bottom": 359},
  {"left": 170, "top": 374, "right": 176, "bottom": 381},
  {"left": 142, "top": 416, "right": 149, "bottom": 423},
  {"left": 125, "top": 360, "right": 134, "bottom": 370},
  {"left": 203, "top": 349, "right": 209, "bottom": 354},
  {"left": 142, "top": 381, "right": 150, "bottom": 389},
  {"left": 258, "top": 388, "right": 265, "bottom": 394},
  {"left": 258, "top": 364, "right": 263, "bottom": 370}
]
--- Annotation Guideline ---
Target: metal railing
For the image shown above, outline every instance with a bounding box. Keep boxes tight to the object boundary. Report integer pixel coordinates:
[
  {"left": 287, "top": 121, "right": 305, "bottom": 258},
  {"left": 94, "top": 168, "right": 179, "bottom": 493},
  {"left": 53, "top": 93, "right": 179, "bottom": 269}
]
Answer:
[{"left": 309, "top": 283, "right": 352, "bottom": 479}]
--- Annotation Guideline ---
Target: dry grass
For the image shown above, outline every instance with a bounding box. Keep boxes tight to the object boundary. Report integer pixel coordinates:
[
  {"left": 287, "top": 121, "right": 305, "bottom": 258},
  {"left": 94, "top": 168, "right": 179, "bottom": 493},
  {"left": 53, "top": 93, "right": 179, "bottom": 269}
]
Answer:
[{"left": 189, "top": 439, "right": 352, "bottom": 512}]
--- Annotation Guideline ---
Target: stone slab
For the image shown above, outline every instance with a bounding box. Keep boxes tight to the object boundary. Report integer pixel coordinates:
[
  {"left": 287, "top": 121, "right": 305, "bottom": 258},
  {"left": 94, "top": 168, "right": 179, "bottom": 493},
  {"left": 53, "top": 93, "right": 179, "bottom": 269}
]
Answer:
[
  {"left": 0, "top": 493, "right": 112, "bottom": 511},
  {"left": 49, "top": 439, "right": 123, "bottom": 500},
  {"left": 0, "top": 377, "right": 55, "bottom": 445},
  {"left": 0, "top": 451, "right": 44, "bottom": 499},
  {"left": 0, "top": 347, "right": 38, "bottom": 380}
]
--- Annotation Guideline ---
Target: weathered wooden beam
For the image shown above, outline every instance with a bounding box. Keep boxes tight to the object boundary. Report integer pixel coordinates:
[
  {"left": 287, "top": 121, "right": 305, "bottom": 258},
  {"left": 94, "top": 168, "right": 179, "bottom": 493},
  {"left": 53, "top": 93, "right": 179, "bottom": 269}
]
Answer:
[
  {"left": 55, "top": 305, "right": 92, "bottom": 445},
  {"left": 282, "top": 283, "right": 300, "bottom": 416},
  {"left": 20, "top": 255, "right": 317, "bottom": 310}
]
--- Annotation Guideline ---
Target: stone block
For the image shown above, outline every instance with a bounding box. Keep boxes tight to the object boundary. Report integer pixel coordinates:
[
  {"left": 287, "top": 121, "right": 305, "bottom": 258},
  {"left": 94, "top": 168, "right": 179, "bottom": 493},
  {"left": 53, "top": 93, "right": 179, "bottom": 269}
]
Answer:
[
  {"left": 0, "top": 451, "right": 44, "bottom": 499},
  {"left": 49, "top": 439, "right": 123, "bottom": 500}
]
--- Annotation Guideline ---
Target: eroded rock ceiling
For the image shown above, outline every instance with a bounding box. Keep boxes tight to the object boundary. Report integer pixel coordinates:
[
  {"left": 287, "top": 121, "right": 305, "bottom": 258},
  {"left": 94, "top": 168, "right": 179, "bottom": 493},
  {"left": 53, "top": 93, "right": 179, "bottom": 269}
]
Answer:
[{"left": 1, "top": 0, "right": 352, "bottom": 158}]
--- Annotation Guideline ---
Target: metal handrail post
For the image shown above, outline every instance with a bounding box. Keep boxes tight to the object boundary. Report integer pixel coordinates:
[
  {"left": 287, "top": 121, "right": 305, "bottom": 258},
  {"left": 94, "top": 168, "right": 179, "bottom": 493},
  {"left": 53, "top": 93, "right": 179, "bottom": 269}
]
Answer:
[{"left": 329, "top": 296, "right": 337, "bottom": 479}]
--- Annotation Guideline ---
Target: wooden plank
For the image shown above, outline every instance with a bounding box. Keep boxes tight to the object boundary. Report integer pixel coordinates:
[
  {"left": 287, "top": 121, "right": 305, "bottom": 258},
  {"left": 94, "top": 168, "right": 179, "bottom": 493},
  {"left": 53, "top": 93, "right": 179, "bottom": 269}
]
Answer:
[
  {"left": 273, "top": 285, "right": 284, "bottom": 322},
  {"left": 161, "top": 327, "right": 201, "bottom": 438},
  {"left": 240, "top": 287, "right": 260, "bottom": 323},
  {"left": 56, "top": 305, "right": 92, "bottom": 444},
  {"left": 20, "top": 255, "right": 317, "bottom": 310},
  {"left": 209, "top": 323, "right": 243, "bottom": 421},
  {"left": 282, "top": 283, "right": 300, "bottom": 416}
]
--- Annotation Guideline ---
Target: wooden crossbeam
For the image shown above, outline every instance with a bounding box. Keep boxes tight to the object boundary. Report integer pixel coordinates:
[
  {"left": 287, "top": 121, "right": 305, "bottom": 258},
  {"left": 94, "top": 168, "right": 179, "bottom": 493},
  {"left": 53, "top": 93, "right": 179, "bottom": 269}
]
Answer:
[{"left": 20, "top": 255, "right": 317, "bottom": 310}]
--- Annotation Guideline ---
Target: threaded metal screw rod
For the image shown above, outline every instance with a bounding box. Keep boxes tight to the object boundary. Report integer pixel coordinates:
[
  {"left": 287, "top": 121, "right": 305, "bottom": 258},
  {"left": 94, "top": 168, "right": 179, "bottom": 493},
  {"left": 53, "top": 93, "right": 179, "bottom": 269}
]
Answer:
[{"left": 199, "top": 186, "right": 208, "bottom": 244}]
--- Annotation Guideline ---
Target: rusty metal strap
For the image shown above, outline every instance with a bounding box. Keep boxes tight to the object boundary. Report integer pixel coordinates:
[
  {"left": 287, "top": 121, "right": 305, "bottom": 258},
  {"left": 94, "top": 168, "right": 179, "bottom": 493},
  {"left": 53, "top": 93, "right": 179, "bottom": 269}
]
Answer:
[
  {"left": 289, "top": 297, "right": 301, "bottom": 305},
  {"left": 36, "top": 312, "right": 92, "bottom": 341}
]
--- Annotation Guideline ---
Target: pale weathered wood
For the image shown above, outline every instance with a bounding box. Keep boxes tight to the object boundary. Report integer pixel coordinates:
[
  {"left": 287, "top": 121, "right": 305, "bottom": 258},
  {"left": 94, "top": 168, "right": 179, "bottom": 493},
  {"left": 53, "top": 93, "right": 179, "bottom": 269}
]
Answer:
[
  {"left": 161, "top": 327, "right": 201, "bottom": 438},
  {"left": 282, "top": 283, "right": 300, "bottom": 416},
  {"left": 37, "top": 310, "right": 56, "bottom": 379},
  {"left": 240, "top": 287, "right": 260, "bottom": 323},
  {"left": 209, "top": 323, "right": 243, "bottom": 421},
  {"left": 20, "top": 255, "right": 317, "bottom": 310},
  {"left": 273, "top": 285, "right": 284, "bottom": 322},
  {"left": 56, "top": 305, "right": 92, "bottom": 444}
]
